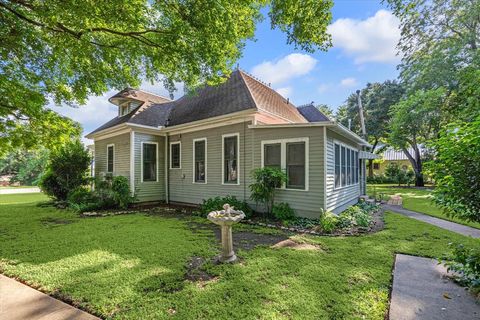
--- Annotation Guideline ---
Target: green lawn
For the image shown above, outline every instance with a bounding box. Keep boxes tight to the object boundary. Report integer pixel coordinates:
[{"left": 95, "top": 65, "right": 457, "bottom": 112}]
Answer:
[
  {"left": 367, "top": 184, "right": 480, "bottom": 230},
  {"left": 0, "top": 194, "right": 478, "bottom": 319}
]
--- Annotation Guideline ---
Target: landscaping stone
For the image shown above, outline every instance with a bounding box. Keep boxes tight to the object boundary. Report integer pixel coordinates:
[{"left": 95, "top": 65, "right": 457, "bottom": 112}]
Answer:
[{"left": 389, "top": 254, "right": 479, "bottom": 320}]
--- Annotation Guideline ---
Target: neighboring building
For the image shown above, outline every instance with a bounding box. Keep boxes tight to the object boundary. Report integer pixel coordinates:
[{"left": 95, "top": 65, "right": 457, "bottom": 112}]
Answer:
[
  {"left": 86, "top": 70, "right": 374, "bottom": 218},
  {"left": 372, "top": 147, "right": 425, "bottom": 174}
]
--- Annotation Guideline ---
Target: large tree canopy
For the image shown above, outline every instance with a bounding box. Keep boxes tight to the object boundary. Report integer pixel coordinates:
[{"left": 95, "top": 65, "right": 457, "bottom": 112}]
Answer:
[
  {"left": 0, "top": 0, "right": 333, "bottom": 152},
  {"left": 387, "top": 0, "right": 480, "bottom": 91}
]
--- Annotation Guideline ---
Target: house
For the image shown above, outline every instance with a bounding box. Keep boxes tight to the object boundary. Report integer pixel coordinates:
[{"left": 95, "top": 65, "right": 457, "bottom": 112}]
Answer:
[
  {"left": 372, "top": 147, "right": 425, "bottom": 174},
  {"left": 86, "top": 70, "right": 373, "bottom": 218}
]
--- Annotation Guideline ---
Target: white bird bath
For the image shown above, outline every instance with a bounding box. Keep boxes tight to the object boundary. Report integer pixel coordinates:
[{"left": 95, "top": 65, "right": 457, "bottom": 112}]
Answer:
[{"left": 207, "top": 204, "right": 245, "bottom": 263}]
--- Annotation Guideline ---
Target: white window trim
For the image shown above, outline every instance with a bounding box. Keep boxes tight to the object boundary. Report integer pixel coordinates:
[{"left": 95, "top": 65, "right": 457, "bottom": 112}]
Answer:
[
  {"left": 141, "top": 141, "right": 159, "bottom": 183},
  {"left": 192, "top": 137, "right": 207, "bottom": 184},
  {"left": 261, "top": 137, "right": 309, "bottom": 191},
  {"left": 169, "top": 141, "right": 181, "bottom": 169},
  {"left": 106, "top": 144, "right": 115, "bottom": 173},
  {"left": 333, "top": 139, "right": 359, "bottom": 191},
  {"left": 221, "top": 133, "right": 240, "bottom": 185}
]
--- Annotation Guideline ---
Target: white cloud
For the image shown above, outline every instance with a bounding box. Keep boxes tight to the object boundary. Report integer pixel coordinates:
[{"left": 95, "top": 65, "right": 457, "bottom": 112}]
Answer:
[
  {"left": 276, "top": 86, "right": 292, "bottom": 98},
  {"left": 340, "top": 77, "right": 358, "bottom": 87},
  {"left": 251, "top": 53, "right": 317, "bottom": 85},
  {"left": 328, "top": 10, "right": 400, "bottom": 64},
  {"left": 318, "top": 84, "right": 330, "bottom": 93}
]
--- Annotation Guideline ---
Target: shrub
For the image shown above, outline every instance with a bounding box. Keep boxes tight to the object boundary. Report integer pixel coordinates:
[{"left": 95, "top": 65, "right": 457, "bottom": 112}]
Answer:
[
  {"left": 67, "top": 175, "right": 135, "bottom": 212},
  {"left": 272, "top": 202, "right": 295, "bottom": 222},
  {"left": 39, "top": 140, "right": 91, "bottom": 201},
  {"left": 200, "top": 195, "right": 252, "bottom": 218},
  {"left": 366, "top": 174, "right": 394, "bottom": 184},
  {"left": 443, "top": 243, "right": 480, "bottom": 293},
  {"left": 341, "top": 206, "right": 373, "bottom": 228},
  {"left": 249, "top": 167, "right": 287, "bottom": 215},
  {"left": 319, "top": 211, "right": 338, "bottom": 233},
  {"left": 385, "top": 162, "right": 415, "bottom": 187}
]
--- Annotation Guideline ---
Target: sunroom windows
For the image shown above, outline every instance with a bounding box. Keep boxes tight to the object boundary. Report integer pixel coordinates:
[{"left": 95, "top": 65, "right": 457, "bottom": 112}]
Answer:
[
  {"left": 262, "top": 138, "right": 309, "bottom": 191},
  {"left": 334, "top": 142, "right": 358, "bottom": 189}
]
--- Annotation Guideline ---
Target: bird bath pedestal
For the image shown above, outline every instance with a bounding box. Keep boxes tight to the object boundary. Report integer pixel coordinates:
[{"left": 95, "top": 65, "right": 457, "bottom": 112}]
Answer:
[{"left": 207, "top": 204, "right": 245, "bottom": 263}]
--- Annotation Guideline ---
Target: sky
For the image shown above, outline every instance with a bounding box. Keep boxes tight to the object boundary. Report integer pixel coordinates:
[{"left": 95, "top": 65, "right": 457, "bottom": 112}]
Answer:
[{"left": 51, "top": 0, "right": 401, "bottom": 144}]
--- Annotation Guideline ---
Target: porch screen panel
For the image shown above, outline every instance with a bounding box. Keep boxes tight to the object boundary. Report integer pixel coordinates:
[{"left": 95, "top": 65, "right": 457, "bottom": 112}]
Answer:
[
  {"left": 194, "top": 140, "right": 206, "bottom": 182},
  {"left": 143, "top": 143, "right": 157, "bottom": 181},
  {"left": 224, "top": 136, "right": 238, "bottom": 183},
  {"left": 334, "top": 144, "right": 340, "bottom": 188},
  {"left": 286, "top": 142, "right": 305, "bottom": 189},
  {"left": 341, "top": 146, "right": 346, "bottom": 187},
  {"left": 347, "top": 149, "right": 351, "bottom": 185}
]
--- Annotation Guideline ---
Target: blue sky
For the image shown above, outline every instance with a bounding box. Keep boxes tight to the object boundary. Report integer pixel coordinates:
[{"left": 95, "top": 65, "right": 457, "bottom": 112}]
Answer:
[{"left": 52, "top": 0, "right": 401, "bottom": 143}]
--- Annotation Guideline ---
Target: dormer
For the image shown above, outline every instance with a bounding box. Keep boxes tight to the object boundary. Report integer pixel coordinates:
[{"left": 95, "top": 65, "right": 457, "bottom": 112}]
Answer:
[{"left": 108, "top": 88, "right": 172, "bottom": 118}]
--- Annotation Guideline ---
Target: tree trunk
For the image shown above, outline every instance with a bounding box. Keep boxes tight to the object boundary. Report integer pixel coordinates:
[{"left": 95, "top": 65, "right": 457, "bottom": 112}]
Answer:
[
  {"left": 368, "top": 159, "right": 374, "bottom": 177},
  {"left": 402, "top": 145, "right": 425, "bottom": 187}
]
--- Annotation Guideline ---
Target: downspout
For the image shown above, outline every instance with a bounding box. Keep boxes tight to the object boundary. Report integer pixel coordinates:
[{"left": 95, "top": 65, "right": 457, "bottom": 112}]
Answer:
[
  {"left": 165, "top": 134, "right": 169, "bottom": 204},
  {"left": 243, "top": 120, "right": 247, "bottom": 202},
  {"left": 323, "top": 126, "right": 327, "bottom": 211},
  {"left": 130, "top": 131, "right": 135, "bottom": 196}
]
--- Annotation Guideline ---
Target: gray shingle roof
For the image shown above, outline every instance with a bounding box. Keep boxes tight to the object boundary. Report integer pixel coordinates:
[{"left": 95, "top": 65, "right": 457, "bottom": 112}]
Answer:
[
  {"left": 297, "top": 104, "right": 330, "bottom": 122},
  {"left": 89, "top": 70, "right": 308, "bottom": 135}
]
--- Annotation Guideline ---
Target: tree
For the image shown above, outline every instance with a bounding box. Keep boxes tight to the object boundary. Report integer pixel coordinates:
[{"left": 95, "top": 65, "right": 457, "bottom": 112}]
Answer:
[
  {"left": 1, "top": 0, "right": 333, "bottom": 151},
  {"left": 336, "top": 81, "right": 404, "bottom": 176},
  {"left": 387, "top": 0, "right": 480, "bottom": 92},
  {"left": 316, "top": 104, "right": 334, "bottom": 119},
  {"left": 0, "top": 148, "right": 49, "bottom": 185},
  {"left": 388, "top": 88, "right": 444, "bottom": 186},
  {"left": 39, "top": 140, "right": 91, "bottom": 201},
  {"left": 249, "top": 167, "right": 287, "bottom": 216}
]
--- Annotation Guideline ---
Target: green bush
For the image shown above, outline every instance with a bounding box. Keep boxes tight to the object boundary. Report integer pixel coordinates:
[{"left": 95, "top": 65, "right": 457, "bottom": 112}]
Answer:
[
  {"left": 200, "top": 195, "right": 252, "bottom": 218},
  {"left": 341, "top": 206, "right": 372, "bottom": 228},
  {"left": 272, "top": 202, "right": 295, "bottom": 222},
  {"left": 249, "top": 167, "right": 287, "bottom": 215},
  {"left": 319, "top": 211, "right": 338, "bottom": 233},
  {"left": 366, "top": 174, "right": 394, "bottom": 184},
  {"left": 443, "top": 243, "right": 480, "bottom": 293},
  {"left": 67, "top": 175, "right": 135, "bottom": 212},
  {"left": 39, "top": 140, "right": 91, "bottom": 201}
]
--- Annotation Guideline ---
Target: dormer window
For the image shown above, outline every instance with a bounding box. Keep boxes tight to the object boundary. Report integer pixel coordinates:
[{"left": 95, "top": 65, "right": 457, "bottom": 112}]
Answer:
[{"left": 119, "top": 101, "right": 141, "bottom": 117}]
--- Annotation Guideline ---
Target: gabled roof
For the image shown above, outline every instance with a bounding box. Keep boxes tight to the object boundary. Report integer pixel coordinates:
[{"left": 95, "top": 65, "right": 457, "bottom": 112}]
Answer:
[
  {"left": 297, "top": 104, "right": 330, "bottom": 122},
  {"left": 88, "top": 69, "right": 307, "bottom": 136}
]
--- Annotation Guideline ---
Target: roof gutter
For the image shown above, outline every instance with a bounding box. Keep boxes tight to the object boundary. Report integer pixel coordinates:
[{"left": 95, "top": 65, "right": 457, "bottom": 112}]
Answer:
[{"left": 248, "top": 121, "right": 372, "bottom": 147}]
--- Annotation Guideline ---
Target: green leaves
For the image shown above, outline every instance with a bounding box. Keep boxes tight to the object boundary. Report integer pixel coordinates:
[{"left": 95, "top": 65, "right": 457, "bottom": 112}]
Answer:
[{"left": 1, "top": 0, "right": 333, "bottom": 151}]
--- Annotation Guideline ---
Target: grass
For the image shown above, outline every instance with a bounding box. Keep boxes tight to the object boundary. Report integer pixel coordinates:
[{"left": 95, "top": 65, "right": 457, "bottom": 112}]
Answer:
[
  {"left": 0, "top": 185, "right": 36, "bottom": 189},
  {"left": 0, "top": 194, "right": 479, "bottom": 319},
  {"left": 367, "top": 184, "right": 480, "bottom": 230}
]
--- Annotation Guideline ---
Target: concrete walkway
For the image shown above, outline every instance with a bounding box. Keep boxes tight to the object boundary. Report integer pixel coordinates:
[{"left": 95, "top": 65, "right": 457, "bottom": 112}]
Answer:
[
  {"left": 389, "top": 254, "right": 479, "bottom": 320},
  {"left": 383, "top": 204, "right": 480, "bottom": 238},
  {"left": 0, "top": 275, "right": 99, "bottom": 320},
  {"left": 0, "top": 187, "right": 40, "bottom": 195}
]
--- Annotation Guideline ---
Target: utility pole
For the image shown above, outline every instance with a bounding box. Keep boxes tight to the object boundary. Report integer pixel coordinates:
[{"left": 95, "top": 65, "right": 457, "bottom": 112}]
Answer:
[{"left": 356, "top": 90, "right": 367, "bottom": 139}]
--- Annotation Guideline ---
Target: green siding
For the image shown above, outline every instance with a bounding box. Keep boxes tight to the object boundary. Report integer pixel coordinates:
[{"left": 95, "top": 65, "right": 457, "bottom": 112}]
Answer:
[
  {"left": 168, "top": 123, "right": 326, "bottom": 219},
  {"left": 94, "top": 133, "right": 130, "bottom": 180},
  {"left": 134, "top": 133, "right": 165, "bottom": 202},
  {"left": 325, "top": 129, "right": 361, "bottom": 213}
]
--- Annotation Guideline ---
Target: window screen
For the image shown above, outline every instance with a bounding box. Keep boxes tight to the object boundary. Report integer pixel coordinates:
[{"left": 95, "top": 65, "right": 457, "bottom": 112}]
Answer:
[
  {"left": 334, "top": 144, "right": 340, "bottom": 188},
  {"left": 341, "top": 146, "right": 346, "bottom": 187},
  {"left": 286, "top": 142, "right": 305, "bottom": 189},
  {"left": 107, "top": 145, "right": 114, "bottom": 173},
  {"left": 171, "top": 143, "right": 180, "bottom": 168},
  {"left": 223, "top": 136, "right": 238, "bottom": 183},
  {"left": 264, "top": 144, "right": 281, "bottom": 169},
  {"left": 143, "top": 143, "right": 157, "bottom": 181},
  {"left": 194, "top": 140, "right": 206, "bottom": 182}
]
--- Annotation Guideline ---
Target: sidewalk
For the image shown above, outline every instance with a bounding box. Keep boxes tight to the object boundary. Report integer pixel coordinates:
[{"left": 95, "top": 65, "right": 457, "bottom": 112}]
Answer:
[
  {"left": 0, "top": 187, "right": 40, "bottom": 195},
  {"left": 383, "top": 204, "right": 480, "bottom": 238},
  {"left": 389, "top": 254, "right": 479, "bottom": 320},
  {"left": 0, "top": 274, "right": 99, "bottom": 320}
]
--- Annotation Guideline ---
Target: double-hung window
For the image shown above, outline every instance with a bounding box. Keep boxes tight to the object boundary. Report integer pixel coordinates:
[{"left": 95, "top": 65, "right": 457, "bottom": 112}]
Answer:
[
  {"left": 334, "top": 142, "right": 359, "bottom": 188},
  {"left": 262, "top": 138, "right": 308, "bottom": 190},
  {"left": 193, "top": 138, "right": 207, "bottom": 183},
  {"left": 142, "top": 142, "right": 157, "bottom": 182},
  {"left": 223, "top": 134, "right": 239, "bottom": 184},
  {"left": 107, "top": 144, "right": 114, "bottom": 173},
  {"left": 170, "top": 142, "right": 181, "bottom": 169}
]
